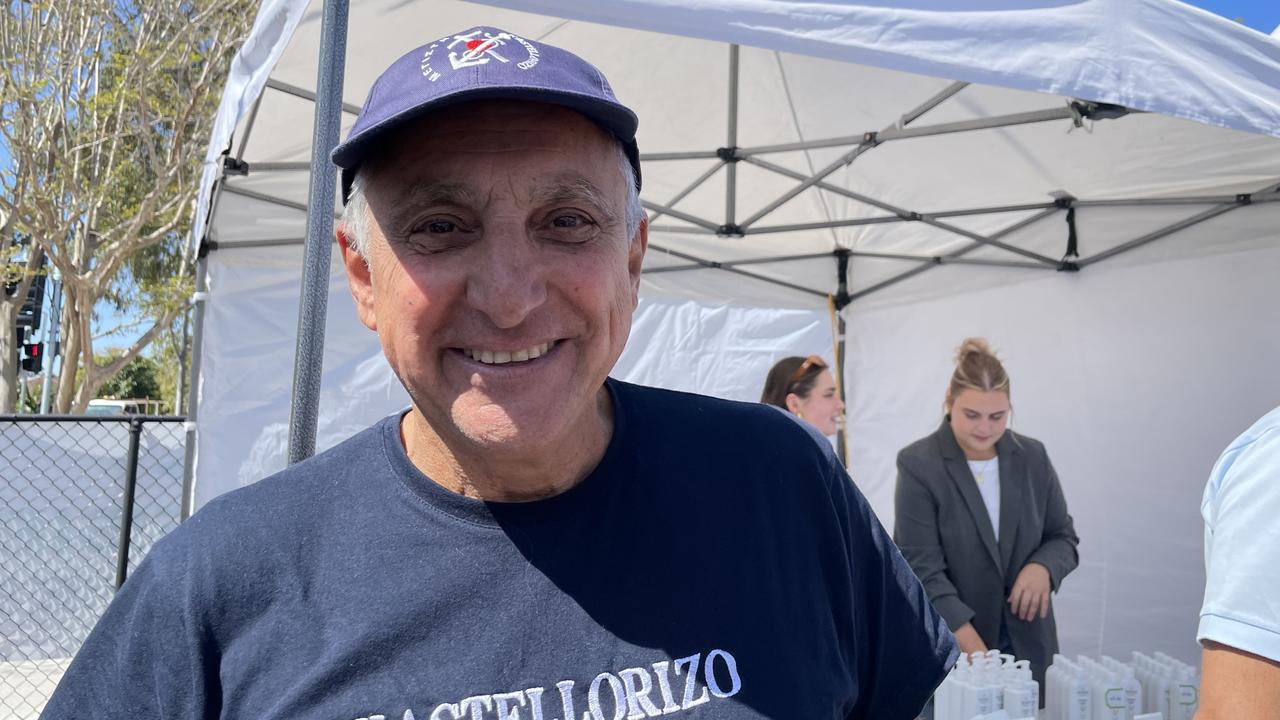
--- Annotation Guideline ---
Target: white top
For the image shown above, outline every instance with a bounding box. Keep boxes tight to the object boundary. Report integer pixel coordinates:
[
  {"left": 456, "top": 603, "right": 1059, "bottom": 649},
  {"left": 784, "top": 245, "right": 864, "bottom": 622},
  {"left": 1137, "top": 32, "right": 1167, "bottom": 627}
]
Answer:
[
  {"left": 968, "top": 457, "right": 1002, "bottom": 542},
  {"left": 1198, "top": 405, "right": 1280, "bottom": 662}
]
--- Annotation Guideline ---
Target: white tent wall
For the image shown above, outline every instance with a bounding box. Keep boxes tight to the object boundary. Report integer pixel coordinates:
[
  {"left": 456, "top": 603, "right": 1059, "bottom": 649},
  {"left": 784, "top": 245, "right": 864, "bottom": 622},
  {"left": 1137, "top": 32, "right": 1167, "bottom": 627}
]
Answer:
[
  {"left": 844, "top": 241, "right": 1280, "bottom": 663},
  {"left": 195, "top": 243, "right": 833, "bottom": 508}
]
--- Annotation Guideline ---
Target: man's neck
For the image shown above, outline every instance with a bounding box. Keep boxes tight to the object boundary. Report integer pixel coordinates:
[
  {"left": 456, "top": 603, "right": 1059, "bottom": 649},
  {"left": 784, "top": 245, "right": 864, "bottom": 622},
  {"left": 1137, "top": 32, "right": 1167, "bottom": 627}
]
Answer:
[{"left": 400, "top": 389, "right": 614, "bottom": 502}]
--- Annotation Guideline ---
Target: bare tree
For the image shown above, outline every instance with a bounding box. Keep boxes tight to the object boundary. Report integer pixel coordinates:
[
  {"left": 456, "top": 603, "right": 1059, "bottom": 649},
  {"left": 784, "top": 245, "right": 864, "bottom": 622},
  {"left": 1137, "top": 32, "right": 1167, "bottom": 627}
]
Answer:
[
  {"left": 0, "top": 219, "right": 44, "bottom": 413},
  {"left": 0, "top": 0, "right": 254, "bottom": 412}
]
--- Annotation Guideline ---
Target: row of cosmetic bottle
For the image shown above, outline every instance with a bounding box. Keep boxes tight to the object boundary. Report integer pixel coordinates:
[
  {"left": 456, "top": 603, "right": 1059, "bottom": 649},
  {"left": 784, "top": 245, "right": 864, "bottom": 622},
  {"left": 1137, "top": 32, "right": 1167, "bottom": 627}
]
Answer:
[
  {"left": 934, "top": 650, "right": 1039, "bottom": 720},
  {"left": 1130, "top": 652, "right": 1198, "bottom": 720},
  {"left": 1046, "top": 652, "right": 1198, "bottom": 720}
]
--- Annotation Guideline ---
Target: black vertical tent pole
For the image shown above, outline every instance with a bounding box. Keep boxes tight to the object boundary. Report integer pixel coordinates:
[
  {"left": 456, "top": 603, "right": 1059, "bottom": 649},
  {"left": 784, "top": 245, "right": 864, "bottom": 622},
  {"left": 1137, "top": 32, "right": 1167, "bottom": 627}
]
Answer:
[
  {"left": 835, "top": 249, "right": 851, "bottom": 467},
  {"left": 114, "top": 418, "right": 143, "bottom": 590},
  {"left": 724, "top": 44, "right": 739, "bottom": 229},
  {"left": 287, "top": 0, "right": 350, "bottom": 465}
]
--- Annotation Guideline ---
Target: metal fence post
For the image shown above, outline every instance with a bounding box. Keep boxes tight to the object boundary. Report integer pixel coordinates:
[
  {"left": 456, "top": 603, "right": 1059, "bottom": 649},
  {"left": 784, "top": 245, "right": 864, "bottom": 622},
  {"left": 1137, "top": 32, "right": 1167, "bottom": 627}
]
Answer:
[
  {"left": 114, "top": 418, "right": 144, "bottom": 590},
  {"left": 39, "top": 274, "right": 61, "bottom": 414}
]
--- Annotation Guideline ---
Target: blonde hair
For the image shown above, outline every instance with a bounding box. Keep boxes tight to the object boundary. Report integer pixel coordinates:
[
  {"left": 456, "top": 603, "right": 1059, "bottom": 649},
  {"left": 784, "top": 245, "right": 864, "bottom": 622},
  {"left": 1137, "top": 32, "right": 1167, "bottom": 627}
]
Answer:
[{"left": 946, "top": 337, "right": 1010, "bottom": 408}]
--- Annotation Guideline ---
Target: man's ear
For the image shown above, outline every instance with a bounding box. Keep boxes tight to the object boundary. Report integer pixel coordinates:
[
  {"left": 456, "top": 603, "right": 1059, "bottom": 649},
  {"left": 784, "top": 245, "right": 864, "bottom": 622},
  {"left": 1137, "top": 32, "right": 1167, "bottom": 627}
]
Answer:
[
  {"left": 338, "top": 225, "right": 378, "bottom": 332},
  {"left": 628, "top": 216, "right": 648, "bottom": 308}
]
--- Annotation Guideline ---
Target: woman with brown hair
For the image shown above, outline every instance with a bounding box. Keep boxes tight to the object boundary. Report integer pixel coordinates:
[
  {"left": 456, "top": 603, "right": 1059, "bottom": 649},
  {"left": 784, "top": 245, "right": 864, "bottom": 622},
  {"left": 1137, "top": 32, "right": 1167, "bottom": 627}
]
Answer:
[
  {"left": 894, "top": 338, "right": 1079, "bottom": 690},
  {"left": 761, "top": 355, "right": 845, "bottom": 437}
]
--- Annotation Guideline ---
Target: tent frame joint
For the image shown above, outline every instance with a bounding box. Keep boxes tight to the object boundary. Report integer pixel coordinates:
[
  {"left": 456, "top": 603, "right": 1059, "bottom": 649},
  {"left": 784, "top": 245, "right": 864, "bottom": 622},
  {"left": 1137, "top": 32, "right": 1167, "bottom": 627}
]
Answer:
[
  {"left": 1236, "top": 193, "right": 1252, "bottom": 206},
  {"left": 1057, "top": 259, "right": 1080, "bottom": 272},
  {"left": 222, "top": 156, "right": 249, "bottom": 176},
  {"left": 1070, "top": 100, "right": 1130, "bottom": 126},
  {"left": 833, "top": 249, "right": 853, "bottom": 310},
  {"left": 717, "top": 223, "right": 744, "bottom": 237},
  {"left": 716, "top": 146, "right": 741, "bottom": 163}
]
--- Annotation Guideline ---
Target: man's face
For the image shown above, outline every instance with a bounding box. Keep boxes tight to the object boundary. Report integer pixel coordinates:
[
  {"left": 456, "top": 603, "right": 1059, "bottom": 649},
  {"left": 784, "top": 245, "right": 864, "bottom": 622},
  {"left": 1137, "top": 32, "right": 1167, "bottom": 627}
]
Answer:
[{"left": 342, "top": 101, "right": 646, "bottom": 454}]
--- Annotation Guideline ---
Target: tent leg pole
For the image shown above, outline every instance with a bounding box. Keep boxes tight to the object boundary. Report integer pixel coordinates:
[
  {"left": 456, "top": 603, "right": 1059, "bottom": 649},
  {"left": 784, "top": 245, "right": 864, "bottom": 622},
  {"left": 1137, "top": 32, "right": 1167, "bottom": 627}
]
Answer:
[
  {"left": 837, "top": 312, "right": 848, "bottom": 467},
  {"left": 725, "top": 44, "right": 739, "bottom": 228},
  {"left": 287, "top": 0, "right": 349, "bottom": 465},
  {"left": 235, "top": 94, "right": 265, "bottom": 162},
  {"left": 180, "top": 251, "right": 210, "bottom": 520},
  {"left": 834, "top": 250, "right": 851, "bottom": 467}
]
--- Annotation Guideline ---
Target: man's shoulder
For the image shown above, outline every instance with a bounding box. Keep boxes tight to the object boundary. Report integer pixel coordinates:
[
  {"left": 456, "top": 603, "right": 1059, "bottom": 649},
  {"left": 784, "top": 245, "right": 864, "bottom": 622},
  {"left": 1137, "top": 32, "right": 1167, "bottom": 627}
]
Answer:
[
  {"left": 614, "top": 377, "right": 814, "bottom": 422},
  {"left": 614, "top": 378, "right": 830, "bottom": 444},
  {"left": 179, "top": 415, "right": 397, "bottom": 550},
  {"left": 1207, "top": 405, "right": 1280, "bottom": 500},
  {"left": 610, "top": 379, "right": 842, "bottom": 483},
  {"left": 1221, "top": 405, "right": 1280, "bottom": 466}
]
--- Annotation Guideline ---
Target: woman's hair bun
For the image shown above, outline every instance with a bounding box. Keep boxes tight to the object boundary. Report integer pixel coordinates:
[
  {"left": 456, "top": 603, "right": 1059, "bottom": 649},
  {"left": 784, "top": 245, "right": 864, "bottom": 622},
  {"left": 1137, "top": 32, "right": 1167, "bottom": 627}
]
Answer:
[
  {"left": 949, "top": 337, "right": 1009, "bottom": 401},
  {"left": 955, "top": 337, "right": 995, "bottom": 367}
]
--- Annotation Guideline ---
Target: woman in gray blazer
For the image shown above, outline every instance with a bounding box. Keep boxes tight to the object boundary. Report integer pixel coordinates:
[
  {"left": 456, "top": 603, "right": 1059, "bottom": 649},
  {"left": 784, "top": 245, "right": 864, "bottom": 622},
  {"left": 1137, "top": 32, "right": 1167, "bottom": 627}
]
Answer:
[{"left": 894, "top": 338, "right": 1079, "bottom": 690}]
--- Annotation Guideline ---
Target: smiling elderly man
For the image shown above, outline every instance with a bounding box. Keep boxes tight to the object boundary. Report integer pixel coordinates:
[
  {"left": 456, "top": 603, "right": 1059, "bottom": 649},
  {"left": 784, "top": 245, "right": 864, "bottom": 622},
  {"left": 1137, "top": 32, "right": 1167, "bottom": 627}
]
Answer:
[{"left": 42, "top": 27, "right": 956, "bottom": 720}]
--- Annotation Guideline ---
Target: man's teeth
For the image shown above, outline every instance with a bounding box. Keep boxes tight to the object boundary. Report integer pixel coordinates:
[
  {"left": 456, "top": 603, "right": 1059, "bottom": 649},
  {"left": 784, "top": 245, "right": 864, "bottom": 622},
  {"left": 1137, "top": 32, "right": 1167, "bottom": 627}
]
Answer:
[{"left": 465, "top": 342, "right": 552, "bottom": 365}]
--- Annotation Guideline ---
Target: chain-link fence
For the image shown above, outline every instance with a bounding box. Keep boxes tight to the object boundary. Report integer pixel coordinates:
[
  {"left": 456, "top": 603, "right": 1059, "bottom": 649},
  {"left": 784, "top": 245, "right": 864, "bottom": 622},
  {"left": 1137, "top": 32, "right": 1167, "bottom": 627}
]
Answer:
[{"left": 0, "top": 416, "right": 186, "bottom": 720}]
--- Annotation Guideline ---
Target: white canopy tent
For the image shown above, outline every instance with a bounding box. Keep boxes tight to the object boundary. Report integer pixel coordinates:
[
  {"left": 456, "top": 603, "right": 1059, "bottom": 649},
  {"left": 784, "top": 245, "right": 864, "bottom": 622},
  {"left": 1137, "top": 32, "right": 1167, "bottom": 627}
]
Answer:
[{"left": 188, "top": 0, "right": 1280, "bottom": 664}]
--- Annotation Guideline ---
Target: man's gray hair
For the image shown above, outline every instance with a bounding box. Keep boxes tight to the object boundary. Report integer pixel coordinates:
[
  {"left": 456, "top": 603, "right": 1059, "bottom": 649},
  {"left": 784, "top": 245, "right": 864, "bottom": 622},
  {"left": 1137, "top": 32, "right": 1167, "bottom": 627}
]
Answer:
[{"left": 341, "top": 141, "right": 643, "bottom": 259}]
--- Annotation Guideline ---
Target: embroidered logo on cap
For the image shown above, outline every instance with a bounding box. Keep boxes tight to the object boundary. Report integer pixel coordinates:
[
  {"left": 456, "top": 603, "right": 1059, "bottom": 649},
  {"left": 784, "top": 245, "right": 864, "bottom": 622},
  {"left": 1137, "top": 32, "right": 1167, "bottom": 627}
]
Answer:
[{"left": 419, "top": 29, "right": 540, "bottom": 81}]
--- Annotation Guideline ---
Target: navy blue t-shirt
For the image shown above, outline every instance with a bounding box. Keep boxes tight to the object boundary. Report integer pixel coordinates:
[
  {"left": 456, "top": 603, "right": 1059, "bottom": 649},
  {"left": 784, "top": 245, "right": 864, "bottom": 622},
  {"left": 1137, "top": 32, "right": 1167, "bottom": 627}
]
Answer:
[{"left": 43, "top": 379, "right": 956, "bottom": 719}]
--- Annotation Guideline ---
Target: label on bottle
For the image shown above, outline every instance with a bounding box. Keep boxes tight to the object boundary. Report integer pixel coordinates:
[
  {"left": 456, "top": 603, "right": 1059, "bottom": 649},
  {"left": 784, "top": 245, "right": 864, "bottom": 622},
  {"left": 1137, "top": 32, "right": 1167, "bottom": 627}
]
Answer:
[
  {"left": 1071, "top": 687, "right": 1091, "bottom": 720},
  {"left": 1017, "top": 692, "right": 1036, "bottom": 718},
  {"left": 976, "top": 687, "right": 995, "bottom": 714},
  {"left": 1105, "top": 688, "right": 1125, "bottom": 709}
]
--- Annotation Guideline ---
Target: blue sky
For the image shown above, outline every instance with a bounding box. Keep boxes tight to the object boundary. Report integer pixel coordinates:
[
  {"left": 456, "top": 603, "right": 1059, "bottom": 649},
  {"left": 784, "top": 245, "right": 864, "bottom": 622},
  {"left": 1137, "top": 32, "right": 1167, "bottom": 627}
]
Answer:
[
  {"left": 4, "top": 0, "right": 1279, "bottom": 359},
  {"left": 1184, "top": 0, "right": 1279, "bottom": 33}
]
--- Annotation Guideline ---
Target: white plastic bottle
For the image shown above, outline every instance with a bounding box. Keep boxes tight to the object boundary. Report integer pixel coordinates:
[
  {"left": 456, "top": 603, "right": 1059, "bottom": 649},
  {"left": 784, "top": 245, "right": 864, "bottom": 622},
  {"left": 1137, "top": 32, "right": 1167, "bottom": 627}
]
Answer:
[
  {"left": 1171, "top": 670, "right": 1199, "bottom": 720},
  {"left": 1002, "top": 661, "right": 1038, "bottom": 720},
  {"left": 1065, "top": 665, "right": 1093, "bottom": 720},
  {"left": 1114, "top": 660, "right": 1143, "bottom": 718},
  {"left": 1079, "top": 656, "right": 1124, "bottom": 720}
]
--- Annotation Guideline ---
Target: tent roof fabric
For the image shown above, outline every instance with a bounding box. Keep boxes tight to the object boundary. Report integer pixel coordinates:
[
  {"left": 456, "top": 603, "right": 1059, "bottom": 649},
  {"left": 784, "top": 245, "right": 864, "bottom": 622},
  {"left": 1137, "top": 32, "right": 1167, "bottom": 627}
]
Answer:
[{"left": 195, "top": 0, "right": 1280, "bottom": 309}]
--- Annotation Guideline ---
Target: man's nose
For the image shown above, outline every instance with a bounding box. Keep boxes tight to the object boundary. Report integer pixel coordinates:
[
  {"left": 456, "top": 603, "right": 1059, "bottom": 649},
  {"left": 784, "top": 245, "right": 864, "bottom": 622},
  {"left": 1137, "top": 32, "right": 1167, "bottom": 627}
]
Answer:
[{"left": 466, "top": 227, "right": 547, "bottom": 329}]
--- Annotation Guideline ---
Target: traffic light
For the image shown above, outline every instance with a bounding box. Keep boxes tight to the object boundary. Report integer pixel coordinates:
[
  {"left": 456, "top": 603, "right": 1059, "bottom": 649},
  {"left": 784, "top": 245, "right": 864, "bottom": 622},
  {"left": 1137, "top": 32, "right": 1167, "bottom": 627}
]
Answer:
[
  {"left": 6, "top": 265, "right": 46, "bottom": 330},
  {"left": 17, "top": 272, "right": 46, "bottom": 330},
  {"left": 20, "top": 342, "right": 42, "bottom": 372}
]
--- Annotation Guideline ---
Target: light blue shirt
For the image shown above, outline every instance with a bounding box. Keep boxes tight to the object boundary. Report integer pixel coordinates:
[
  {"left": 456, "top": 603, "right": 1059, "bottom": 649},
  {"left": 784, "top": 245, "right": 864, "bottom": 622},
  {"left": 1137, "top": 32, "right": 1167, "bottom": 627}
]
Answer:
[{"left": 1198, "top": 405, "right": 1280, "bottom": 662}]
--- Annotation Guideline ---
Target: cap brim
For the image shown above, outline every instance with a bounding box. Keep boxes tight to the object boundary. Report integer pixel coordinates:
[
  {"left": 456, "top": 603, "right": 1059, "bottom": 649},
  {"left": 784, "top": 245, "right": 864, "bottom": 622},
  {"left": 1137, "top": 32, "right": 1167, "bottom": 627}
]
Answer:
[
  {"left": 332, "top": 85, "right": 637, "bottom": 169},
  {"left": 334, "top": 86, "right": 639, "bottom": 202}
]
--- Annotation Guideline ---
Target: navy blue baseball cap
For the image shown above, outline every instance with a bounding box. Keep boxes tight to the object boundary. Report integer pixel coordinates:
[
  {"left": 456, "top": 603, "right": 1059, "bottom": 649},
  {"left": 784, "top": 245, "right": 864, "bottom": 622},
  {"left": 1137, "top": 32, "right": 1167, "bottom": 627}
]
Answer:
[{"left": 333, "top": 27, "right": 640, "bottom": 203}]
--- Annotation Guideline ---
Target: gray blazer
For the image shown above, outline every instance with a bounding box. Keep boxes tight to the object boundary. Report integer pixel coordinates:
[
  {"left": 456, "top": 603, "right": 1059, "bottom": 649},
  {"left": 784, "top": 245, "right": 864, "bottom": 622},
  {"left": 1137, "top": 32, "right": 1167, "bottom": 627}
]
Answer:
[{"left": 894, "top": 421, "right": 1079, "bottom": 684}]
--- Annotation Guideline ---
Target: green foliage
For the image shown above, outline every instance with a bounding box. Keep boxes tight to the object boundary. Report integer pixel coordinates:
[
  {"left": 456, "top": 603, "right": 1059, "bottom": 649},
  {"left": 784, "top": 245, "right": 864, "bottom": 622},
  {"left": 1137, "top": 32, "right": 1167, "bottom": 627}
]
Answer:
[
  {"left": 96, "top": 352, "right": 163, "bottom": 406},
  {"left": 104, "top": 231, "right": 193, "bottom": 316},
  {"left": 19, "top": 377, "right": 43, "bottom": 413}
]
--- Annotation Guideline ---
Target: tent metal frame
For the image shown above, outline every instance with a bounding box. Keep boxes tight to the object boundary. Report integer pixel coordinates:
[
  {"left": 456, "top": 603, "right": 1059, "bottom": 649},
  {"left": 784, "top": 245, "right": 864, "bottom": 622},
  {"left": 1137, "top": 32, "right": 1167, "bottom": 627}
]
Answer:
[
  {"left": 285, "top": 0, "right": 349, "bottom": 465},
  {"left": 186, "top": 20, "right": 1280, "bottom": 473}
]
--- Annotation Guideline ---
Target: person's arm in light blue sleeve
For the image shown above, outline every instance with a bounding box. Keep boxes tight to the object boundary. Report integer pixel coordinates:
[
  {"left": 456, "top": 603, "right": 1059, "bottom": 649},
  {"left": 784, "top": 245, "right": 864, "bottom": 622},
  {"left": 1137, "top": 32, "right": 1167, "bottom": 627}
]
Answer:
[{"left": 1196, "top": 410, "right": 1280, "bottom": 719}]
